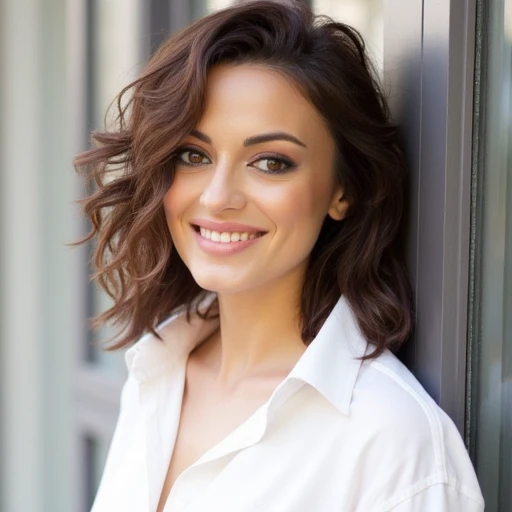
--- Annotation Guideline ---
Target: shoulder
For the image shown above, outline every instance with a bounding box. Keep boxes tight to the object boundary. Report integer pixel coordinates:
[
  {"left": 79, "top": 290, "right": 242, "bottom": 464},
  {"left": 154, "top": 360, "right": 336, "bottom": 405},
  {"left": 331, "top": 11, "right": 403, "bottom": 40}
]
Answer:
[
  {"left": 353, "top": 350, "right": 444, "bottom": 437},
  {"left": 344, "top": 349, "right": 483, "bottom": 509},
  {"left": 346, "top": 351, "right": 445, "bottom": 470},
  {"left": 352, "top": 349, "right": 455, "bottom": 440}
]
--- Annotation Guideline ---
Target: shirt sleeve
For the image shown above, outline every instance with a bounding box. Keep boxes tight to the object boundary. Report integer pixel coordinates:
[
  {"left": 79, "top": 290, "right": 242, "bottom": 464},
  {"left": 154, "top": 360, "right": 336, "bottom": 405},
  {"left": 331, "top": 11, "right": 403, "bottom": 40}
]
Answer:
[{"left": 378, "top": 482, "right": 485, "bottom": 512}]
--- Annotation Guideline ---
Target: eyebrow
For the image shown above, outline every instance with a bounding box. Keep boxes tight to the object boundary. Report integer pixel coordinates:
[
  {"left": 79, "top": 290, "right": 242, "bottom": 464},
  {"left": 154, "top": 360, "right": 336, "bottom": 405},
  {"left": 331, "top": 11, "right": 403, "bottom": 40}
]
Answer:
[{"left": 190, "top": 129, "right": 307, "bottom": 148}]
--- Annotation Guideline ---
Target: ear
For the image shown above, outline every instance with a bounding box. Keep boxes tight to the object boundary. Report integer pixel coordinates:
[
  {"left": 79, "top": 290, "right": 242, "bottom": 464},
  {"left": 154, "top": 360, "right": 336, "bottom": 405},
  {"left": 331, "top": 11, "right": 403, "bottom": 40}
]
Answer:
[{"left": 327, "top": 185, "right": 349, "bottom": 221}]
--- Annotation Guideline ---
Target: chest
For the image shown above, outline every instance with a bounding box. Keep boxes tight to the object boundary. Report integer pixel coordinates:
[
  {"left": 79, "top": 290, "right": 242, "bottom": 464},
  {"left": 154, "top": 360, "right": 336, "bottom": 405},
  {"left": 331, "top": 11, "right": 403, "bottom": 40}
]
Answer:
[
  {"left": 156, "top": 369, "right": 283, "bottom": 512},
  {"left": 149, "top": 384, "right": 358, "bottom": 512},
  {"left": 94, "top": 382, "right": 401, "bottom": 512}
]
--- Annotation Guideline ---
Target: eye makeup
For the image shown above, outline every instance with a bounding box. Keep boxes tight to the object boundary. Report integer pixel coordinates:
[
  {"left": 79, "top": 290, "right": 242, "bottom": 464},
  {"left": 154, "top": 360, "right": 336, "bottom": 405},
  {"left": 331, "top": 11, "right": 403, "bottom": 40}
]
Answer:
[
  {"left": 173, "top": 145, "right": 211, "bottom": 167},
  {"left": 173, "top": 146, "right": 298, "bottom": 175},
  {"left": 248, "top": 153, "right": 297, "bottom": 175}
]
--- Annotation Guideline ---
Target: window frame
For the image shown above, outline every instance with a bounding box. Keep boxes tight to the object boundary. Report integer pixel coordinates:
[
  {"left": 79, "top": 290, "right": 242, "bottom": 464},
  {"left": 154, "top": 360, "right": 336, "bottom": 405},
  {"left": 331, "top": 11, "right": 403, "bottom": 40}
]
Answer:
[{"left": 384, "top": 0, "right": 478, "bottom": 437}]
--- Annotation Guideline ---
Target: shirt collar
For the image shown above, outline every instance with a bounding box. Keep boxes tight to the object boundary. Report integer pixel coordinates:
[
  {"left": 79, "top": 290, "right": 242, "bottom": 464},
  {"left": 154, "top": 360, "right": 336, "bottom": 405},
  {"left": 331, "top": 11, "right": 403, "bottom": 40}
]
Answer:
[
  {"left": 125, "top": 293, "right": 219, "bottom": 383},
  {"left": 287, "top": 295, "right": 369, "bottom": 415},
  {"left": 125, "top": 294, "right": 369, "bottom": 415}
]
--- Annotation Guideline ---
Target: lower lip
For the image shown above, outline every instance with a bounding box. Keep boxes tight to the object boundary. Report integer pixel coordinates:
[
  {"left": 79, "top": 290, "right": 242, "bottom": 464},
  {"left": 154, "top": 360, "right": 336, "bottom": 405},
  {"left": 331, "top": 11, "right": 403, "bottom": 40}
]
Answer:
[{"left": 191, "top": 226, "right": 265, "bottom": 256}]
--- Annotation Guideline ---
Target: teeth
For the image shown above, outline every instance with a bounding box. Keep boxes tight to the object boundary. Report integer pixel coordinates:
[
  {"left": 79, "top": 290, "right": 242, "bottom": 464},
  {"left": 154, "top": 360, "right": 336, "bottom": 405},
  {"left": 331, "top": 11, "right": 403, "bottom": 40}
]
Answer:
[{"left": 198, "top": 227, "right": 261, "bottom": 243}]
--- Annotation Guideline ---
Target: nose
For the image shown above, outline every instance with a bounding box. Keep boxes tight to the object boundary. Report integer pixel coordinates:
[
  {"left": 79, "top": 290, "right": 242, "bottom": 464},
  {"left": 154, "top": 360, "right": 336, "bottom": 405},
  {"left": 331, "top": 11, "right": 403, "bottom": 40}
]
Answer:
[{"left": 199, "top": 160, "right": 246, "bottom": 214}]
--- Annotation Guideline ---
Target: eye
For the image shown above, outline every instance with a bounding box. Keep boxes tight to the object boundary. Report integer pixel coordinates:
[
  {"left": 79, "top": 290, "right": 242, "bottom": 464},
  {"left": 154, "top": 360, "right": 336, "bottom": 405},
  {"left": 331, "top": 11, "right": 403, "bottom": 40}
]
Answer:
[
  {"left": 174, "top": 147, "right": 211, "bottom": 167},
  {"left": 250, "top": 155, "right": 296, "bottom": 175}
]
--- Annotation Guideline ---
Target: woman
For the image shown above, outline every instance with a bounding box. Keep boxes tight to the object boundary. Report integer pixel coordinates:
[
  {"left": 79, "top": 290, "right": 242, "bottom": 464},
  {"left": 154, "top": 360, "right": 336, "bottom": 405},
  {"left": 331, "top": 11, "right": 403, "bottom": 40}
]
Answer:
[{"left": 75, "top": 1, "right": 485, "bottom": 510}]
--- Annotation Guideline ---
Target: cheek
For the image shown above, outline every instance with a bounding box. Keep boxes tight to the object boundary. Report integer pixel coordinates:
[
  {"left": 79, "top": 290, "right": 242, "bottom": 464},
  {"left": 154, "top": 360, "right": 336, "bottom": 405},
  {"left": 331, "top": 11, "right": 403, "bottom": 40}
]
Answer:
[
  {"left": 162, "top": 184, "right": 194, "bottom": 268},
  {"left": 264, "top": 177, "right": 332, "bottom": 248},
  {"left": 162, "top": 180, "right": 189, "bottom": 242},
  {"left": 163, "top": 172, "right": 194, "bottom": 221},
  {"left": 273, "top": 175, "right": 332, "bottom": 224},
  {"left": 162, "top": 188, "right": 177, "bottom": 228}
]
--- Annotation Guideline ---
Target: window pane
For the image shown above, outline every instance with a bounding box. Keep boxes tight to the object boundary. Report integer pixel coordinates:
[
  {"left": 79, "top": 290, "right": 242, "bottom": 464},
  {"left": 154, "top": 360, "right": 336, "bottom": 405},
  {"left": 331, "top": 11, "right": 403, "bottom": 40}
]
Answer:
[
  {"left": 84, "top": 435, "right": 111, "bottom": 510},
  {"left": 85, "top": 0, "right": 143, "bottom": 373},
  {"left": 313, "top": 0, "right": 383, "bottom": 72},
  {"left": 190, "top": 0, "right": 237, "bottom": 20},
  {"left": 470, "top": 0, "right": 512, "bottom": 511},
  {"left": 88, "top": 0, "right": 143, "bottom": 130}
]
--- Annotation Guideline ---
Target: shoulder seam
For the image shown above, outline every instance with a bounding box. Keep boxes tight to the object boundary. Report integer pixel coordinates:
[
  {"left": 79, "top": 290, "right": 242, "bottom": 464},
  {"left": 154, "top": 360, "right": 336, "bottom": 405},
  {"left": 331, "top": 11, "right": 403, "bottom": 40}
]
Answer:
[
  {"left": 368, "top": 361, "right": 447, "bottom": 475},
  {"left": 372, "top": 476, "right": 485, "bottom": 512}
]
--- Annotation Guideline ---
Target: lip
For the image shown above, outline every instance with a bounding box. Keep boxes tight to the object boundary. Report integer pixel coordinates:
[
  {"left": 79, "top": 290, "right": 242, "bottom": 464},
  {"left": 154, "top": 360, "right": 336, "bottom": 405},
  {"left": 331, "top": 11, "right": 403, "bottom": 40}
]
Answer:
[
  {"left": 191, "top": 224, "right": 265, "bottom": 256},
  {"left": 189, "top": 218, "right": 267, "bottom": 234}
]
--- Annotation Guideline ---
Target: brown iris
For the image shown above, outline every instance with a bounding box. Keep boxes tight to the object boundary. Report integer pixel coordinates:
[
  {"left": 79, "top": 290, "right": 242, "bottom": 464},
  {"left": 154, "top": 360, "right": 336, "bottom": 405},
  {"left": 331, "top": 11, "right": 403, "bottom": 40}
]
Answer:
[
  {"left": 267, "top": 159, "right": 284, "bottom": 172},
  {"left": 188, "top": 151, "right": 204, "bottom": 164}
]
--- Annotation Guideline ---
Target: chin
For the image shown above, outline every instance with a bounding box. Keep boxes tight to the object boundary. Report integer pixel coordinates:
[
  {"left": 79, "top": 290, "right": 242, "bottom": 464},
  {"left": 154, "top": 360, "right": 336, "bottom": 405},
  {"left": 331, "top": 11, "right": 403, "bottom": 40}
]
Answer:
[
  {"left": 189, "top": 269, "right": 260, "bottom": 296},
  {"left": 190, "top": 271, "right": 243, "bottom": 294}
]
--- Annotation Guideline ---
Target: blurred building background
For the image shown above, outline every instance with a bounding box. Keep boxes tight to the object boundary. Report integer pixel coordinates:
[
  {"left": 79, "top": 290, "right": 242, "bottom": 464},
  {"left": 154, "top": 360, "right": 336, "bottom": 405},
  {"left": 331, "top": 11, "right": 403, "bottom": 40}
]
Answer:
[{"left": 0, "top": 0, "right": 510, "bottom": 510}]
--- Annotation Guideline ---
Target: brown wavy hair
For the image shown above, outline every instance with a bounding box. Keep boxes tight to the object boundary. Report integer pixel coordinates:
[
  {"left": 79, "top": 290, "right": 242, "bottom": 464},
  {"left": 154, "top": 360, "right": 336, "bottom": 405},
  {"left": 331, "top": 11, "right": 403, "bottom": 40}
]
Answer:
[{"left": 73, "top": 0, "right": 413, "bottom": 360}]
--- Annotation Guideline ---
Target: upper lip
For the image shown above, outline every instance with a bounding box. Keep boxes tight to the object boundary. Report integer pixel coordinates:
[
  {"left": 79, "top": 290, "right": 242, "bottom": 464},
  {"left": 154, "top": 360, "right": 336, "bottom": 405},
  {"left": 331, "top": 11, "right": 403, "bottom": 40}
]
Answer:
[{"left": 190, "top": 218, "right": 267, "bottom": 233}]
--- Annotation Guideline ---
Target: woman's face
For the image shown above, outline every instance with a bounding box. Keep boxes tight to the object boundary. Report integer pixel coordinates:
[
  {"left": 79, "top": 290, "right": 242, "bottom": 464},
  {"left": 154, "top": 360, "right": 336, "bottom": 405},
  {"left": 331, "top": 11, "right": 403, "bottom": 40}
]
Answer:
[{"left": 163, "top": 64, "right": 348, "bottom": 294}]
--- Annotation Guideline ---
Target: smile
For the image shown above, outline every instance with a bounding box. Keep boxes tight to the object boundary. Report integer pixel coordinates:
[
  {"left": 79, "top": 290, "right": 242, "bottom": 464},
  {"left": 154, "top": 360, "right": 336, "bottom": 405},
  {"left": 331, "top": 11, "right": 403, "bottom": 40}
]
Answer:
[
  {"left": 190, "top": 224, "right": 267, "bottom": 255},
  {"left": 196, "top": 226, "right": 265, "bottom": 243}
]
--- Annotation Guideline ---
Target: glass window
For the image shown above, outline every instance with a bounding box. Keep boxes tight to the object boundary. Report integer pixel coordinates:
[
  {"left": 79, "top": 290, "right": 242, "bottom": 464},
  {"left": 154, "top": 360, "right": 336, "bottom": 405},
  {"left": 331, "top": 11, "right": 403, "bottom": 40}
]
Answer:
[
  {"left": 470, "top": 0, "right": 512, "bottom": 511},
  {"left": 190, "top": 0, "right": 237, "bottom": 20},
  {"left": 84, "top": 434, "right": 111, "bottom": 510},
  {"left": 87, "top": 0, "right": 143, "bottom": 131},
  {"left": 85, "top": 0, "right": 144, "bottom": 373}
]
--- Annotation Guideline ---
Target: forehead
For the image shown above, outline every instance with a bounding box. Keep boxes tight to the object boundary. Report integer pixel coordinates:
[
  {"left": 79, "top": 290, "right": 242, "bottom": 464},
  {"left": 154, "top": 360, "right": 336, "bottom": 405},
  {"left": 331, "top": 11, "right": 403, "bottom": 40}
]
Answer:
[{"left": 197, "top": 64, "right": 332, "bottom": 147}]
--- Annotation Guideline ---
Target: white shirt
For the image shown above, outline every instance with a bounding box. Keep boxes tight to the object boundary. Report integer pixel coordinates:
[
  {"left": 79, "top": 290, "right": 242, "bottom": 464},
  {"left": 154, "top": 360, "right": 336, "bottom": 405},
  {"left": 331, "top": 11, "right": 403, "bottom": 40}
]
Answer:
[{"left": 91, "top": 295, "right": 485, "bottom": 512}]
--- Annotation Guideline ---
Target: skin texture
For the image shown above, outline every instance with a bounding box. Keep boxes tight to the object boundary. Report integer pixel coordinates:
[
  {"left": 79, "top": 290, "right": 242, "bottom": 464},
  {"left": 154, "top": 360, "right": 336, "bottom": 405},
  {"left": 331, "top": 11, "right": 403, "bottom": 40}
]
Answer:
[
  {"left": 163, "top": 63, "right": 348, "bottom": 380},
  {"left": 158, "top": 64, "right": 349, "bottom": 510}
]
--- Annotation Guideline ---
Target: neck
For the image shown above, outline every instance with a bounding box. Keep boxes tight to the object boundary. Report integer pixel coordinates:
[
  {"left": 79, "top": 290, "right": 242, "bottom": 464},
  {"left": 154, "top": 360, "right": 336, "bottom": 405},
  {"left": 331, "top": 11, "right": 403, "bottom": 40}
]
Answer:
[{"left": 199, "top": 265, "right": 308, "bottom": 388}]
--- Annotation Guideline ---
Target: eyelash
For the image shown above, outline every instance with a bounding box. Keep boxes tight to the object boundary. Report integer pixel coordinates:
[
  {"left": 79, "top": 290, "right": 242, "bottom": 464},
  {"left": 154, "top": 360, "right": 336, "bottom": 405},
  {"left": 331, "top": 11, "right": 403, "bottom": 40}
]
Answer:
[{"left": 172, "top": 146, "right": 297, "bottom": 175}]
